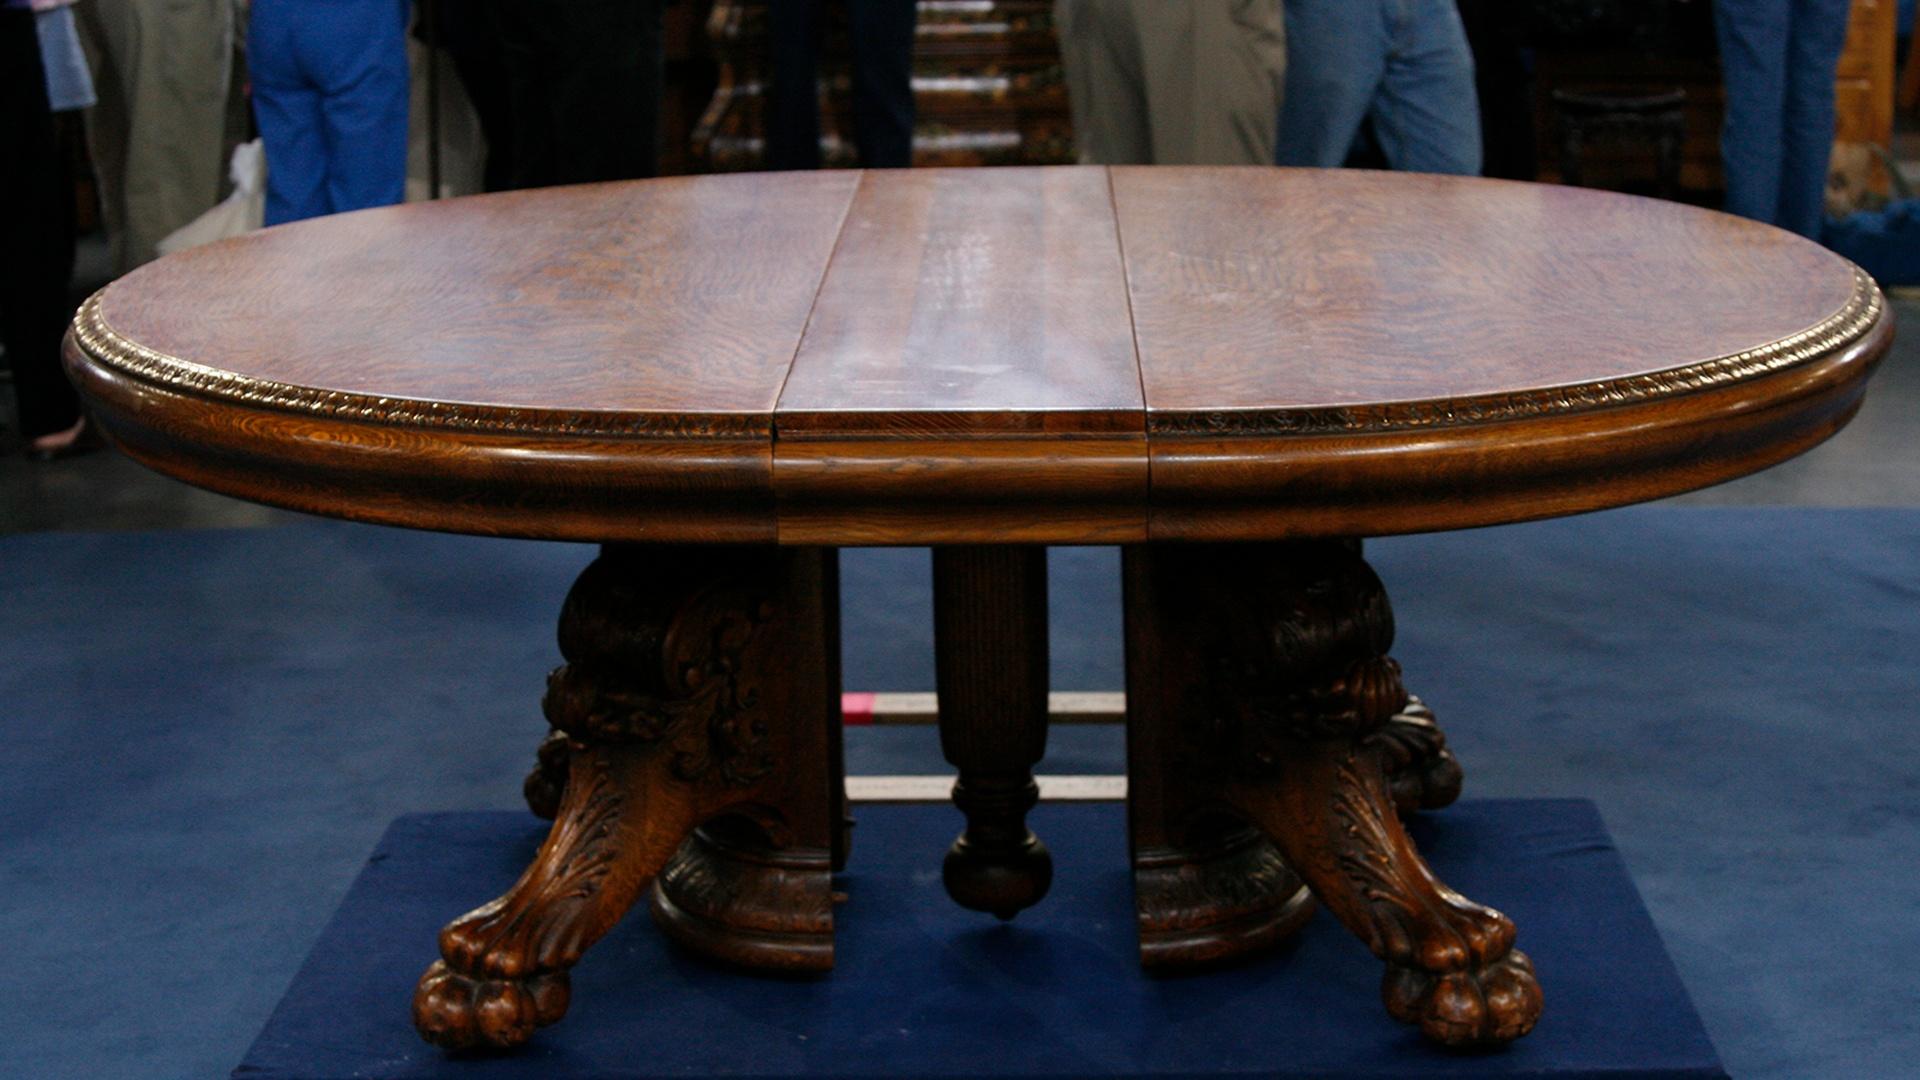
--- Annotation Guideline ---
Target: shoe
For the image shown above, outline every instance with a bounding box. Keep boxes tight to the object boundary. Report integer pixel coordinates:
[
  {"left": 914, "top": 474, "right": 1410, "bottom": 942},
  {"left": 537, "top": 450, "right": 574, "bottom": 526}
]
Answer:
[{"left": 25, "top": 418, "right": 103, "bottom": 462}]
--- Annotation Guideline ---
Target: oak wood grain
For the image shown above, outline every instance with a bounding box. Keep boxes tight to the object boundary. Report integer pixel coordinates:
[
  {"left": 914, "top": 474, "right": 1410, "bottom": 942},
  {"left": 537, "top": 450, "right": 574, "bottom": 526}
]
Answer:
[
  {"left": 101, "top": 172, "right": 858, "bottom": 420},
  {"left": 772, "top": 166, "right": 1148, "bottom": 543},
  {"left": 1110, "top": 166, "right": 1859, "bottom": 420},
  {"left": 64, "top": 166, "right": 1891, "bottom": 544},
  {"left": 776, "top": 167, "right": 1140, "bottom": 433}
]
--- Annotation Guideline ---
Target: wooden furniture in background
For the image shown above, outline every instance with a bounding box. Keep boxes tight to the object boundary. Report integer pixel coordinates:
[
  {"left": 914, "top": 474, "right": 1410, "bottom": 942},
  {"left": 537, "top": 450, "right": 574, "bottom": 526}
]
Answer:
[
  {"left": 694, "top": 0, "right": 1072, "bottom": 170},
  {"left": 1837, "top": 0, "right": 1899, "bottom": 192},
  {"left": 1551, "top": 88, "right": 1688, "bottom": 198},
  {"left": 65, "top": 167, "right": 1890, "bottom": 1055}
]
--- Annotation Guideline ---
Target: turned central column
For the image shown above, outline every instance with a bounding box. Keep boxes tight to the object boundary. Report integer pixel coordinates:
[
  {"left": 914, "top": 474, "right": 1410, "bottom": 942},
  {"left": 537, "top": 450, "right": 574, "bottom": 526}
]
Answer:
[{"left": 932, "top": 545, "right": 1053, "bottom": 920}]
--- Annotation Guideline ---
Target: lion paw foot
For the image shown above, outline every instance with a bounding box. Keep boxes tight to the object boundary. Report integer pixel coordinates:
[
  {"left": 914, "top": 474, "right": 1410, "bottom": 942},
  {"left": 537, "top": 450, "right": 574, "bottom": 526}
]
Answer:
[
  {"left": 1383, "top": 949, "right": 1542, "bottom": 1046},
  {"left": 412, "top": 960, "right": 570, "bottom": 1051}
]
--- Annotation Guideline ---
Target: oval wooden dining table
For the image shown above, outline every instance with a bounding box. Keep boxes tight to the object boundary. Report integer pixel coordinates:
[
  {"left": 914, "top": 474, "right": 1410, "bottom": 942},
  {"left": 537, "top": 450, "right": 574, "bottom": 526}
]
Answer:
[{"left": 65, "top": 166, "right": 1890, "bottom": 1055}]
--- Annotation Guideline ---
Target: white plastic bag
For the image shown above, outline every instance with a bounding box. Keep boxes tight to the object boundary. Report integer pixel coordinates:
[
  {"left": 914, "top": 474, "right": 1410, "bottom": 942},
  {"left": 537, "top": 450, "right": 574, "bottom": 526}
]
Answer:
[{"left": 157, "top": 139, "right": 266, "bottom": 255}]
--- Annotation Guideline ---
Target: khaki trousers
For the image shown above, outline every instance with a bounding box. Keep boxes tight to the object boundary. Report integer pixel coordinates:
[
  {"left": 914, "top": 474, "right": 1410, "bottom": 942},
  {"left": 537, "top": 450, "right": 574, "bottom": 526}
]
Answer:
[
  {"left": 77, "top": 0, "right": 240, "bottom": 272},
  {"left": 1054, "top": 0, "right": 1286, "bottom": 166}
]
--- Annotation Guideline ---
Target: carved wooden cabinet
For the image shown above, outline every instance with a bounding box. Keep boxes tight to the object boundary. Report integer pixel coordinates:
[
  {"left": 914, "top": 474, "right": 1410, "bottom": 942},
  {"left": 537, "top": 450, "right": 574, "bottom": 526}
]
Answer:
[
  {"left": 694, "top": 0, "right": 1073, "bottom": 170},
  {"left": 1836, "top": 0, "right": 1898, "bottom": 192}
]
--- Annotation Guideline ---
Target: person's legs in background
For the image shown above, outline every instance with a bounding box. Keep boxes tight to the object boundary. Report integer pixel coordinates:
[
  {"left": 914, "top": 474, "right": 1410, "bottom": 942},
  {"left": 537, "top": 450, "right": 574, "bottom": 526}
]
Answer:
[
  {"left": 846, "top": 0, "right": 917, "bottom": 167},
  {"left": 313, "top": 0, "right": 410, "bottom": 215},
  {"left": 1368, "top": 0, "right": 1481, "bottom": 175},
  {"left": 1277, "top": 0, "right": 1388, "bottom": 166},
  {"left": 1777, "top": 0, "right": 1852, "bottom": 238},
  {"left": 1134, "top": 0, "right": 1286, "bottom": 165},
  {"left": 1714, "top": 0, "right": 1792, "bottom": 226},
  {"left": 480, "top": 0, "right": 661, "bottom": 188},
  {"left": 1053, "top": 0, "right": 1152, "bottom": 165},
  {"left": 1, "top": 8, "right": 83, "bottom": 451},
  {"left": 1454, "top": 0, "right": 1536, "bottom": 180},
  {"left": 767, "top": 0, "right": 823, "bottom": 170},
  {"left": 437, "top": 4, "right": 515, "bottom": 193},
  {"left": 74, "top": 0, "right": 233, "bottom": 272},
  {"left": 249, "top": 0, "right": 332, "bottom": 225},
  {"left": 548, "top": 0, "right": 661, "bottom": 184},
  {"left": 485, "top": 0, "right": 555, "bottom": 189}
]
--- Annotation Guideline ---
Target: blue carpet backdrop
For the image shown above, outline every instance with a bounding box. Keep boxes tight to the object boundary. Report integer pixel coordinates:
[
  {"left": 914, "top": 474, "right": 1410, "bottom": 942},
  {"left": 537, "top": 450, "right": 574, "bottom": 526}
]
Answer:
[{"left": 1, "top": 508, "right": 1917, "bottom": 1078}]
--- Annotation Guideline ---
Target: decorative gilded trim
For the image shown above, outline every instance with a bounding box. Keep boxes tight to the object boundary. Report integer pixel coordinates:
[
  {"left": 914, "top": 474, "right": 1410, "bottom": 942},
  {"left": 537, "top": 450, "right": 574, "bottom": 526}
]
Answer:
[
  {"left": 1150, "top": 267, "right": 1885, "bottom": 437},
  {"left": 69, "top": 292, "right": 766, "bottom": 440},
  {"left": 73, "top": 264, "right": 1884, "bottom": 442}
]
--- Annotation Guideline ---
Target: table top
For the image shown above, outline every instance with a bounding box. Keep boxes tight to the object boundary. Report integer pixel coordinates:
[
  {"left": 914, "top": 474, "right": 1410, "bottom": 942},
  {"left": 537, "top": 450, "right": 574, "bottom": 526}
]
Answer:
[{"left": 65, "top": 166, "right": 1891, "bottom": 545}]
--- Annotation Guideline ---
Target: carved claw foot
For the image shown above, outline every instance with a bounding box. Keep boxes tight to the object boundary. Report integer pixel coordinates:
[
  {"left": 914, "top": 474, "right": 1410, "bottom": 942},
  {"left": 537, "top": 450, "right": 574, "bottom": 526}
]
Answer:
[
  {"left": 415, "top": 545, "right": 844, "bottom": 1051},
  {"left": 415, "top": 744, "right": 689, "bottom": 1051},
  {"left": 1385, "top": 948, "right": 1542, "bottom": 1045},
  {"left": 1376, "top": 697, "right": 1465, "bottom": 814},
  {"left": 1123, "top": 540, "right": 1541, "bottom": 1047},
  {"left": 413, "top": 960, "right": 569, "bottom": 1051}
]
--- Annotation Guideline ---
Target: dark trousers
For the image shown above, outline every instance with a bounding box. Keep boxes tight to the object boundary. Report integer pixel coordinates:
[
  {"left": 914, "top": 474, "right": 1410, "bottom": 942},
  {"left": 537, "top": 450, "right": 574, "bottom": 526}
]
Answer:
[
  {"left": 767, "top": 0, "right": 917, "bottom": 169},
  {"left": 1, "top": 10, "right": 80, "bottom": 440},
  {"left": 417, "top": 0, "right": 514, "bottom": 192},
  {"left": 486, "top": 0, "right": 664, "bottom": 188}
]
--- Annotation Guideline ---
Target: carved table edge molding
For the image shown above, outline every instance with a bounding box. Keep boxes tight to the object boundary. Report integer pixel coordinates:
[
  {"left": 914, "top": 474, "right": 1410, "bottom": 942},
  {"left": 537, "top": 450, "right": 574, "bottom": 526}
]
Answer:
[
  {"left": 67, "top": 292, "right": 768, "bottom": 441},
  {"left": 70, "top": 267, "right": 1885, "bottom": 445},
  {"left": 1147, "top": 268, "right": 1885, "bottom": 437}
]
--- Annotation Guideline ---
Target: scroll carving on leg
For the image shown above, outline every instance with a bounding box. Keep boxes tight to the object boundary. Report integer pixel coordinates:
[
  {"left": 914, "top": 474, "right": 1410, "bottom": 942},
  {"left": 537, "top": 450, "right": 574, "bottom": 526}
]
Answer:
[
  {"left": 413, "top": 546, "right": 841, "bottom": 1051},
  {"left": 523, "top": 729, "right": 571, "bottom": 821},
  {"left": 1377, "top": 695, "right": 1464, "bottom": 815},
  {"left": 1128, "top": 542, "right": 1541, "bottom": 1047}
]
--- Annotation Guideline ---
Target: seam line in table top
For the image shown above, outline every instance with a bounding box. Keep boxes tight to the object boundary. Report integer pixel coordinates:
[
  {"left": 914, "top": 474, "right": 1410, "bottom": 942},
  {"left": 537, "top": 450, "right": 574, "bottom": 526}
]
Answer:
[
  {"left": 1105, "top": 165, "right": 1152, "bottom": 475},
  {"left": 769, "top": 171, "right": 865, "bottom": 429}
]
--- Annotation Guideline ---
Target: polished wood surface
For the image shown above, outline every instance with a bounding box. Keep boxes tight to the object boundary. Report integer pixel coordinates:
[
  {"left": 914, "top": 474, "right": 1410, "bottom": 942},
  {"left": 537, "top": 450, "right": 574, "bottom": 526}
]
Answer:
[
  {"left": 1111, "top": 167, "right": 1852, "bottom": 411},
  {"left": 778, "top": 168, "right": 1138, "bottom": 432},
  {"left": 67, "top": 166, "right": 1890, "bottom": 544},
  {"left": 774, "top": 166, "right": 1147, "bottom": 543},
  {"left": 96, "top": 173, "right": 858, "bottom": 418},
  {"left": 933, "top": 545, "right": 1054, "bottom": 920}
]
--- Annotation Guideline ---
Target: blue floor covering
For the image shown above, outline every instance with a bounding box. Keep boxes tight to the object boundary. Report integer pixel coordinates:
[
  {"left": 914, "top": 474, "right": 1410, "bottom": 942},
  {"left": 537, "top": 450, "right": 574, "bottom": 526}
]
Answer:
[
  {"left": 2, "top": 507, "right": 1918, "bottom": 1078},
  {"left": 237, "top": 802, "right": 1720, "bottom": 1080}
]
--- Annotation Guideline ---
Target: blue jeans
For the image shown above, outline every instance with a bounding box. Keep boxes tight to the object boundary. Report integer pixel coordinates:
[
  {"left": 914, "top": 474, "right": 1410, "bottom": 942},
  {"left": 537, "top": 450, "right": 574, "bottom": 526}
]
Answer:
[
  {"left": 250, "top": 0, "right": 410, "bottom": 226},
  {"left": 1276, "top": 0, "right": 1480, "bottom": 175},
  {"left": 1714, "top": 0, "right": 1850, "bottom": 239}
]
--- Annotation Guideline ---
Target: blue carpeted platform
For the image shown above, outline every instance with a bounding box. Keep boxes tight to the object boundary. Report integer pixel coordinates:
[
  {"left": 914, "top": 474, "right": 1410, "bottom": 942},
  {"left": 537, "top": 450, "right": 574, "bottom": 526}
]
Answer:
[
  {"left": 234, "top": 801, "right": 1723, "bottom": 1080},
  {"left": 4, "top": 507, "right": 1919, "bottom": 1078}
]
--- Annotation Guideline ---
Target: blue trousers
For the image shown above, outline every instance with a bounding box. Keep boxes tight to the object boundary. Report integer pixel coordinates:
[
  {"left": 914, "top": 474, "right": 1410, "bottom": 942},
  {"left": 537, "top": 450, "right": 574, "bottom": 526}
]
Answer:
[
  {"left": 1276, "top": 0, "right": 1480, "bottom": 175},
  {"left": 1714, "top": 0, "right": 1851, "bottom": 239},
  {"left": 250, "top": 0, "right": 410, "bottom": 226}
]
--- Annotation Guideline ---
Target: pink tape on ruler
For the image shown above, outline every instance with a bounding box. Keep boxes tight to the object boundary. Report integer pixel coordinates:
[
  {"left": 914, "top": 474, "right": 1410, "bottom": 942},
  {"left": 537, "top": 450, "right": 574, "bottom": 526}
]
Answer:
[{"left": 841, "top": 692, "right": 876, "bottom": 726}]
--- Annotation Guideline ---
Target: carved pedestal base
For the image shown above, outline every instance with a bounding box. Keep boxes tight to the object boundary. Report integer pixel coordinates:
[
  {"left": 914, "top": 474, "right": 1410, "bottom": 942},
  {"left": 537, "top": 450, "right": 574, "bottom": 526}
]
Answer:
[
  {"left": 1123, "top": 542, "right": 1542, "bottom": 1048},
  {"left": 651, "top": 817, "right": 835, "bottom": 973},
  {"left": 414, "top": 545, "right": 844, "bottom": 1051},
  {"left": 1133, "top": 822, "right": 1316, "bottom": 971}
]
